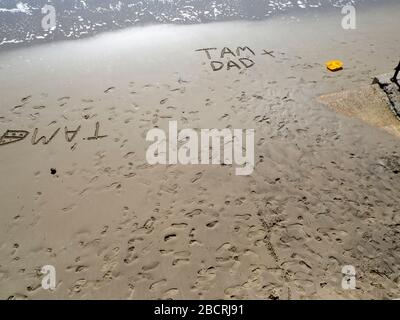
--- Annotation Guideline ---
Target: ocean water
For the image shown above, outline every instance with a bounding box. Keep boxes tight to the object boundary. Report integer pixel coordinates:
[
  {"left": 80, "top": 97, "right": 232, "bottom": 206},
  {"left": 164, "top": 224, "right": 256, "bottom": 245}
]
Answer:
[{"left": 0, "top": 0, "right": 386, "bottom": 49}]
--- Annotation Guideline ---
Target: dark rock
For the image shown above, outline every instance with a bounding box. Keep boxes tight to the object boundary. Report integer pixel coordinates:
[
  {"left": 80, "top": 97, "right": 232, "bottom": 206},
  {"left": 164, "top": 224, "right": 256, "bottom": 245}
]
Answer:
[{"left": 373, "top": 73, "right": 400, "bottom": 120}]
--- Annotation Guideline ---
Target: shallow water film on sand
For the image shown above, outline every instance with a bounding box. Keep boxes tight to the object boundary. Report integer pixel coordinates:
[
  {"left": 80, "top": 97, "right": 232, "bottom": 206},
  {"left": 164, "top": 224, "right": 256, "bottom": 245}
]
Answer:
[
  {"left": 0, "top": 0, "right": 385, "bottom": 48},
  {"left": 0, "top": 0, "right": 399, "bottom": 302}
]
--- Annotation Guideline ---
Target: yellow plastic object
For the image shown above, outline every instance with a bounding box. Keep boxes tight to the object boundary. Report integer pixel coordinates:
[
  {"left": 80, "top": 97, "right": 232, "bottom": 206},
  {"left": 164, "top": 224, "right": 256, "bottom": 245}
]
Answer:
[{"left": 326, "top": 60, "right": 343, "bottom": 72}]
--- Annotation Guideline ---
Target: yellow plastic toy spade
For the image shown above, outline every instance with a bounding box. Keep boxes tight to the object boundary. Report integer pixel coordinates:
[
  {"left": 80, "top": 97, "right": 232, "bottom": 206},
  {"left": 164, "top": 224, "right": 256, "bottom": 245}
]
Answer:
[{"left": 326, "top": 60, "right": 344, "bottom": 72}]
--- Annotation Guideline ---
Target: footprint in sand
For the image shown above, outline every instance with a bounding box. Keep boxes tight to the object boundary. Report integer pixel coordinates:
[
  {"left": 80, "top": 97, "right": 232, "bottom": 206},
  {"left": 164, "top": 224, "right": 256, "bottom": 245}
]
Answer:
[{"left": 104, "top": 87, "right": 115, "bottom": 94}]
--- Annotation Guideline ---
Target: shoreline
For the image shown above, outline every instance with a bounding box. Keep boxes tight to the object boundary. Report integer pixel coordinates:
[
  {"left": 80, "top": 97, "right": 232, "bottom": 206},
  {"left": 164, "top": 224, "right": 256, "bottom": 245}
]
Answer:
[{"left": 0, "top": 0, "right": 396, "bottom": 52}]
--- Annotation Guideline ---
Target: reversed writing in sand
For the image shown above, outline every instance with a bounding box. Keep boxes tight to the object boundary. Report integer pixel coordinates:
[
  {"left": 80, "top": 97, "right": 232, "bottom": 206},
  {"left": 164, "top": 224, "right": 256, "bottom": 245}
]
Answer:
[
  {"left": 0, "top": 121, "right": 107, "bottom": 148},
  {"left": 0, "top": 130, "right": 30, "bottom": 146}
]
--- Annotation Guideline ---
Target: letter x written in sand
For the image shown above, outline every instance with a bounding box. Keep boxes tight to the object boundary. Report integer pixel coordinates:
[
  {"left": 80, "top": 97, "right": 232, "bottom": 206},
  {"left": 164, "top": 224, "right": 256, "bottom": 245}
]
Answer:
[{"left": 262, "top": 50, "right": 275, "bottom": 58}]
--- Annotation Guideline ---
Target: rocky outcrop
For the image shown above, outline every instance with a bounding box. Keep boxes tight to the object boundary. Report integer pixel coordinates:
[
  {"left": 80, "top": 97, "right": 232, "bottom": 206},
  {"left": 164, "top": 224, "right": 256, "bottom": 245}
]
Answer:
[{"left": 373, "top": 73, "right": 400, "bottom": 120}]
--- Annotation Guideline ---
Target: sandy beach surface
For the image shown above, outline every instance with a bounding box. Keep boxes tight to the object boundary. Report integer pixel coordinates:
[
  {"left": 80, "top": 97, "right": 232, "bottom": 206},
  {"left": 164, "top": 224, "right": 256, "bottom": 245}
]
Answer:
[{"left": 0, "top": 2, "right": 399, "bottom": 299}]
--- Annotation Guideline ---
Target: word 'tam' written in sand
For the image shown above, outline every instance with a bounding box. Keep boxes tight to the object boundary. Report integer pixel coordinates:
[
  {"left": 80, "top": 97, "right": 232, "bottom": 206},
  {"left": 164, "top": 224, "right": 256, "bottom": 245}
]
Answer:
[{"left": 0, "top": 121, "right": 107, "bottom": 148}]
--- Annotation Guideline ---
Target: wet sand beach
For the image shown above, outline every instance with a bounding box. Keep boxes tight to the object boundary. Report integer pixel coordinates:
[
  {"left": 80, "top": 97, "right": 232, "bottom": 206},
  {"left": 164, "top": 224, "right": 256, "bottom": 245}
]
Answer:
[{"left": 0, "top": 2, "right": 399, "bottom": 299}]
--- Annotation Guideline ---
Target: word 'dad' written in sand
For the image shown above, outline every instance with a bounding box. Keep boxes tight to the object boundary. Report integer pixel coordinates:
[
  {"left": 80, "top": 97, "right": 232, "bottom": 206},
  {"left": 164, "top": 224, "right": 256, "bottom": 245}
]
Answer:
[
  {"left": 0, "top": 121, "right": 107, "bottom": 148},
  {"left": 195, "top": 46, "right": 275, "bottom": 72}
]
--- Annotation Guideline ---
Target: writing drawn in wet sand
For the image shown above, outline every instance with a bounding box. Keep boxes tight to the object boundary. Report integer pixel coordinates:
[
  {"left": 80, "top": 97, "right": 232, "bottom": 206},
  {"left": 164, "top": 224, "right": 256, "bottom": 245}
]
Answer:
[
  {"left": 195, "top": 46, "right": 275, "bottom": 72},
  {"left": 0, "top": 122, "right": 107, "bottom": 148}
]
